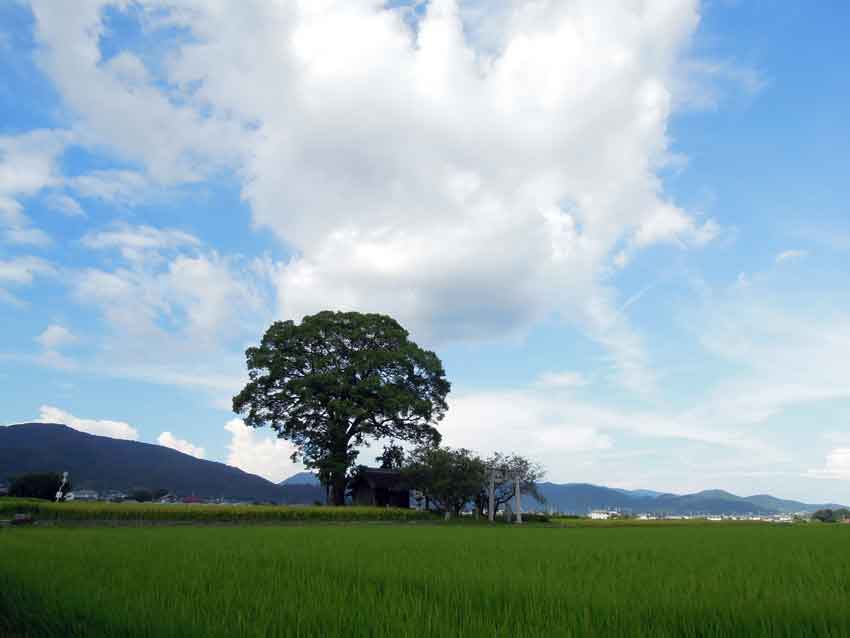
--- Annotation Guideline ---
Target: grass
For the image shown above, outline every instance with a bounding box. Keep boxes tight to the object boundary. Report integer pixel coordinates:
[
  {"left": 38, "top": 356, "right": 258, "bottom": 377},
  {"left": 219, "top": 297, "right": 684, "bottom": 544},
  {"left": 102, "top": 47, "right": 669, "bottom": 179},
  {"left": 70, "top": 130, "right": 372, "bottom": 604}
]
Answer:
[
  {"left": 2, "top": 523, "right": 849, "bottom": 637},
  {"left": 0, "top": 497, "right": 434, "bottom": 523}
]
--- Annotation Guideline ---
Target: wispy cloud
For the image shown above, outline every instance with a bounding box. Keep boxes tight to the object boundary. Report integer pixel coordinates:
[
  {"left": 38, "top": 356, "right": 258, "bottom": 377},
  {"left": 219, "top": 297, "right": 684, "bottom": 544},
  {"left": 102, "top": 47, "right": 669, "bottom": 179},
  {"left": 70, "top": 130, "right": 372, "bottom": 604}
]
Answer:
[{"left": 776, "top": 249, "right": 807, "bottom": 263}]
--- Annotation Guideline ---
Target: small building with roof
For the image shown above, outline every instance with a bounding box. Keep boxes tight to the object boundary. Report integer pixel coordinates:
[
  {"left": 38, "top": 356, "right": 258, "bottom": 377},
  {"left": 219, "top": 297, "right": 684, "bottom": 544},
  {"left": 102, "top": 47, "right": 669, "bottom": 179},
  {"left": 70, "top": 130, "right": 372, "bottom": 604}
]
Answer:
[{"left": 350, "top": 468, "right": 410, "bottom": 508}]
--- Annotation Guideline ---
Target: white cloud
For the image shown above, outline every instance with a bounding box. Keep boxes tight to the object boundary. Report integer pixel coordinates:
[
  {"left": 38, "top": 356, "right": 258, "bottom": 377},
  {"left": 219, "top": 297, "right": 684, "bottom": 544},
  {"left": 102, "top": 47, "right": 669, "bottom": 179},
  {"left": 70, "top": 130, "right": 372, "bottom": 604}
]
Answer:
[
  {"left": 157, "top": 431, "right": 205, "bottom": 459},
  {"left": 807, "top": 448, "right": 850, "bottom": 481},
  {"left": 0, "top": 256, "right": 55, "bottom": 285},
  {"left": 45, "top": 192, "right": 86, "bottom": 217},
  {"left": 67, "top": 227, "right": 275, "bottom": 403},
  {"left": 536, "top": 370, "right": 588, "bottom": 388},
  {"left": 38, "top": 405, "right": 139, "bottom": 440},
  {"left": 0, "top": 256, "right": 56, "bottom": 306},
  {"left": 74, "top": 239, "right": 270, "bottom": 343},
  {"left": 29, "top": 2, "right": 242, "bottom": 183},
  {"left": 35, "top": 349, "right": 77, "bottom": 371},
  {"left": 224, "top": 418, "right": 302, "bottom": 483},
  {"left": 0, "top": 129, "right": 69, "bottom": 245},
  {"left": 81, "top": 224, "right": 200, "bottom": 263},
  {"left": 678, "top": 58, "right": 767, "bottom": 110},
  {"left": 69, "top": 170, "right": 149, "bottom": 205},
  {"left": 36, "top": 324, "right": 78, "bottom": 349},
  {"left": 776, "top": 249, "right": 807, "bottom": 263},
  {"left": 25, "top": 0, "right": 729, "bottom": 394},
  {"left": 681, "top": 274, "right": 850, "bottom": 439},
  {"left": 5, "top": 226, "right": 52, "bottom": 246}
]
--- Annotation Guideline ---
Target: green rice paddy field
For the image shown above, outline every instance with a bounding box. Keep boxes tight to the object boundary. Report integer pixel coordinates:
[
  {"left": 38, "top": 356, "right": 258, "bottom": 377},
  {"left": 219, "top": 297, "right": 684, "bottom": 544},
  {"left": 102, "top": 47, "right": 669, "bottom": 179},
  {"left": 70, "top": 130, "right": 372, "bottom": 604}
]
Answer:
[{"left": 2, "top": 523, "right": 849, "bottom": 637}]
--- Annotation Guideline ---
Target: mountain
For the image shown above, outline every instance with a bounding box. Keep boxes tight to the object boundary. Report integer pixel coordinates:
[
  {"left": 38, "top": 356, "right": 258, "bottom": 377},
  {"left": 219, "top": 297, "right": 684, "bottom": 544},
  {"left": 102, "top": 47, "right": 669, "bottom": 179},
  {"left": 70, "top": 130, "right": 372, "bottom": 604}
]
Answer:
[
  {"left": 532, "top": 484, "right": 843, "bottom": 516},
  {"left": 743, "top": 494, "right": 845, "bottom": 514},
  {"left": 613, "top": 488, "right": 666, "bottom": 499},
  {"left": 279, "top": 472, "right": 321, "bottom": 487},
  {"left": 0, "top": 423, "right": 324, "bottom": 503}
]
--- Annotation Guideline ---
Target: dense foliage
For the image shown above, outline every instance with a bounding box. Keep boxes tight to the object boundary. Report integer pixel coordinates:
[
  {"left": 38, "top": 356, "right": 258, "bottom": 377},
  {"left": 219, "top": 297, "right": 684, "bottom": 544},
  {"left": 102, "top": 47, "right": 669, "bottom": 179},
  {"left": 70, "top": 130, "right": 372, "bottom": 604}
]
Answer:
[
  {"left": 403, "top": 446, "right": 487, "bottom": 516},
  {"left": 8, "top": 473, "right": 69, "bottom": 501},
  {"left": 233, "top": 312, "right": 450, "bottom": 505},
  {"left": 812, "top": 508, "right": 850, "bottom": 523},
  {"left": 2, "top": 524, "right": 849, "bottom": 637}
]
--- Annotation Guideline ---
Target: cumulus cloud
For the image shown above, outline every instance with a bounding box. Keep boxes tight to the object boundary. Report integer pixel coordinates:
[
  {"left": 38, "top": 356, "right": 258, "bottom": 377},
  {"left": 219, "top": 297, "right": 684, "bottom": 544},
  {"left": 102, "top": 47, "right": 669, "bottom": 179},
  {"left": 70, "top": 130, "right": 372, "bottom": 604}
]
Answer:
[
  {"left": 24, "top": 0, "right": 728, "bottom": 394},
  {"left": 68, "top": 228, "right": 275, "bottom": 401},
  {"left": 157, "top": 431, "right": 206, "bottom": 459},
  {"left": 36, "top": 324, "right": 78, "bottom": 349},
  {"left": 806, "top": 448, "right": 850, "bottom": 481},
  {"left": 224, "top": 418, "right": 302, "bottom": 483},
  {"left": 74, "top": 234, "right": 272, "bottom": 345},
  {"left": 38, "top": 405, "right": 139, "bottom": 440}
]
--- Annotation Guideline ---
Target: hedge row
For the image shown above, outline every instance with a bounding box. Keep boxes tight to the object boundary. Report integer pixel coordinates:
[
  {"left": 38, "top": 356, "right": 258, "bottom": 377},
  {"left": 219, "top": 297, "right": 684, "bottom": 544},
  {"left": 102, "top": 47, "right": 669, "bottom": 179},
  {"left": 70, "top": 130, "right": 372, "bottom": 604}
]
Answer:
[{"left": 0, "top": 498, "right": 436, "bottom": 523}]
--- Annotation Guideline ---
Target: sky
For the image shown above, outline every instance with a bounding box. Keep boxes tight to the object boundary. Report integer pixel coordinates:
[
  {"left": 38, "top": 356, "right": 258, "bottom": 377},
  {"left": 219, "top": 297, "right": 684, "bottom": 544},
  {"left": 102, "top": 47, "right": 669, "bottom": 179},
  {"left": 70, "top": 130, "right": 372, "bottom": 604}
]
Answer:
[{"left": 1, "top": 0, "right": 849, "bottom": 502}]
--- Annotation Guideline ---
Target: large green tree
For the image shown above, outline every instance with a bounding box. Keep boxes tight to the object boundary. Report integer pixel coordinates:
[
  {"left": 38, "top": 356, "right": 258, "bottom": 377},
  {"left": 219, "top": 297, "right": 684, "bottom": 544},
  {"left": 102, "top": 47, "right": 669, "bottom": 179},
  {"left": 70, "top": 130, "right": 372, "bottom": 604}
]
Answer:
[{"left": 233, "top": 311, "right": 450, "bottom": 505}]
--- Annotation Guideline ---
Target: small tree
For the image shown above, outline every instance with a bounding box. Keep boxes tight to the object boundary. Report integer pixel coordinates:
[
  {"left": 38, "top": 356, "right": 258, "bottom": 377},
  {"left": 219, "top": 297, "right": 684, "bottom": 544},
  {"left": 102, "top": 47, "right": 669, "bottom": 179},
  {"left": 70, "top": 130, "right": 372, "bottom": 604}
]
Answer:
[
  {"left": 475, "top": 453, "right": 546, "bottom": 517},
  {"left": 812, "top": 509, "right": 834, "bottom": 523},
  {"left": 130, "top": 489, "right": 153, "bottom": 503},
  {"left": 9, "top": 473, "right": 71, "bottom": 501},
  {"left": 404, "top": 446, "right": 486, "bottom": 517},
  {"left": 233, "top": 311, "right": 450, "bottom": 506}
]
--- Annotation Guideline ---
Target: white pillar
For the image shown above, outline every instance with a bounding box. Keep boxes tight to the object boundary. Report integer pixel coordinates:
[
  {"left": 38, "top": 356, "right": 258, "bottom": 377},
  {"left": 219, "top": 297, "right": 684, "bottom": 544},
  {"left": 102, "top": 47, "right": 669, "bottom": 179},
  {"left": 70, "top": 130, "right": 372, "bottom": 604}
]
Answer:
[
  {"left": 515, "top": 475, "right": 522, "bottom": 524},
  {"left": 488, "top": 473, "right": 496, "bottom": 522}
]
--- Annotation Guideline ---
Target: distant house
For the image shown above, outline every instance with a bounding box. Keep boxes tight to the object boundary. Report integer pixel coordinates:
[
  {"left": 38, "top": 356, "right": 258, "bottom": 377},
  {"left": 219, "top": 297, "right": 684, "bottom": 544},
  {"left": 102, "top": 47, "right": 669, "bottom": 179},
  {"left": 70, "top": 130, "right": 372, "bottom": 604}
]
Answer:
[
  {"left": 66, "top": 489, "right": 99, "bottom": 501},
  {"left": 350, "top": 468, "right": 410, "bottom": 508},
  {"left": 0, "top": 481, "right": 8, "bottom": 497},
  {"left": 181, "top": 495, "right": 205, "bottom": 504}
]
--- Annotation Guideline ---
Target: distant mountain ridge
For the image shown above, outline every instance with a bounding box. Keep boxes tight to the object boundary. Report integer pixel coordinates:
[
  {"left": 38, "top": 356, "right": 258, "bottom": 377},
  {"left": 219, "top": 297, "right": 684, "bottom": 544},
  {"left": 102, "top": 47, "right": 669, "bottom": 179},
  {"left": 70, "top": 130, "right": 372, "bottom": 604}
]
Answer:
[
  {"left": 0, "top": 423, "right": 325, "bottom": 503},
  {"left": 279, "top": 472, "right": 321, "bottom": 487},
  {"left": 532, "top": 483, "right": 844, "bottom": 515},
  {"left": 2, "top": 423, "right": 843, "bottom": 514}
]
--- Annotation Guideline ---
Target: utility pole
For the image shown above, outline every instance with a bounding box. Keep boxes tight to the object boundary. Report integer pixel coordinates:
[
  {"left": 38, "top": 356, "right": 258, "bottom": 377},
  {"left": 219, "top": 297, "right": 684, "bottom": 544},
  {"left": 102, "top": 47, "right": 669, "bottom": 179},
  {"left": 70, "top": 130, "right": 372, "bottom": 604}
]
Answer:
[{"left": 55, "top": 471, "right": 68, "bottom": 502}]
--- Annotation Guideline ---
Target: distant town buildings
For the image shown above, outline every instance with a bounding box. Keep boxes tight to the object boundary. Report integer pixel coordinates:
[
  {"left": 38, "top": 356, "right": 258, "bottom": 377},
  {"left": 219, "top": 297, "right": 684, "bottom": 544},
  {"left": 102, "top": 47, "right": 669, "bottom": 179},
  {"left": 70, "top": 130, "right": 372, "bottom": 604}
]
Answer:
[
  {"left": 588, "top": 510, "right": 621, "bottom": 520},
  {"left": 65, "top": 489, "right": 99, "bottom": 501}
]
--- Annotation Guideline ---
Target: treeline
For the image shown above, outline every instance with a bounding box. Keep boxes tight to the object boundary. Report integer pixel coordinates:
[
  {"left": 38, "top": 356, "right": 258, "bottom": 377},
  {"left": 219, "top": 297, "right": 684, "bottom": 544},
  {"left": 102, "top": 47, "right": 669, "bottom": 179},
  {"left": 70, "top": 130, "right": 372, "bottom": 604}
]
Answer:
[
  {"left": 811, "top": 508, "right": 850, "bottom": 523},
  {"left": 366, "top": 444, "right": 545, "bottom": 518}
]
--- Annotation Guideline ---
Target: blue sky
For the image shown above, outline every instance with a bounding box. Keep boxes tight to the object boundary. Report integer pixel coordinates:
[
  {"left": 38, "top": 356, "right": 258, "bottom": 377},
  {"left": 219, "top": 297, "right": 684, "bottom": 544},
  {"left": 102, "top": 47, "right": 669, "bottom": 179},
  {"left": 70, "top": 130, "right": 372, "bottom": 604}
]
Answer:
[{"left": 2, "top": 0, "right": 849, "bottom": 502}]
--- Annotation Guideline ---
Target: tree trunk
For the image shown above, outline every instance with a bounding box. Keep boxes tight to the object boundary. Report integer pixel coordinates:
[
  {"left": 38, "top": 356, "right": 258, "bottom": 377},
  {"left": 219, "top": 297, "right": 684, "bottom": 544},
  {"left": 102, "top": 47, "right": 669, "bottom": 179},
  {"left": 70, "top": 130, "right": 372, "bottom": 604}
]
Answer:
[{"left": 331, "top": 474, "right": 346, "bottom": 506}]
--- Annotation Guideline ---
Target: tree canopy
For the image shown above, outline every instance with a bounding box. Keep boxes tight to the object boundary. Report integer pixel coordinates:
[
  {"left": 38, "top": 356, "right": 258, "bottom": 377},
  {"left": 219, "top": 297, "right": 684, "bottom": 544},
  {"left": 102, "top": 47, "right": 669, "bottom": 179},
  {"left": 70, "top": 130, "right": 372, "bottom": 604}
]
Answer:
[
  {"left": 233, "top": 311, "right": 450, "bottom": 505},
  {"left": 9, "top": 472, "right": 70, "bottom": 501},
  {"left": 403, "top": 445, "right": 487, "bottom": 517}
]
